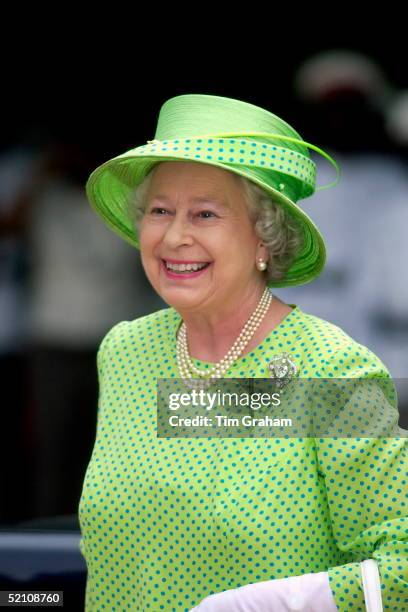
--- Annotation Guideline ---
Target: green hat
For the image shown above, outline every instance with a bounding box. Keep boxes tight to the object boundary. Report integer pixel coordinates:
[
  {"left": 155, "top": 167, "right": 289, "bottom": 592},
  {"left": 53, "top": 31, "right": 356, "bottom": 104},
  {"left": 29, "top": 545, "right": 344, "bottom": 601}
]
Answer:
[{"left": 85, "top": 93, "right": 340, "bottom": 287}]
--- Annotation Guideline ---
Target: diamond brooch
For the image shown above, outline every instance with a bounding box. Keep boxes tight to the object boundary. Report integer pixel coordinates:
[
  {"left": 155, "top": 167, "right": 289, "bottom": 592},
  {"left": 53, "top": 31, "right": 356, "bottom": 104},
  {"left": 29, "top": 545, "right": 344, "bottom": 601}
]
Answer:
[{"left": 268, "top": 352, "right": 297, "bottom": 390}]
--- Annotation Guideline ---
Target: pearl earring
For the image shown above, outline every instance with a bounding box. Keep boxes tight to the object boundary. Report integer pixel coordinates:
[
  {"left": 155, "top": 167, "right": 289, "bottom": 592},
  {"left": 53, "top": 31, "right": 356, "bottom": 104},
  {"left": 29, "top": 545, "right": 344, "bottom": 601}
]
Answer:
[{"left": 257, "top": 258, "right": 267, "bottom": 271}]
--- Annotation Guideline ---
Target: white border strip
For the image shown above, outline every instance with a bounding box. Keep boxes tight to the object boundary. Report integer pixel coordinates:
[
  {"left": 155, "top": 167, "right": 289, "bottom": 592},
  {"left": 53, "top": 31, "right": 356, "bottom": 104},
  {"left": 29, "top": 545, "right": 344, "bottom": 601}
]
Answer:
[{"left": 361, "top": 559, "right": 383, "bottom": 612}]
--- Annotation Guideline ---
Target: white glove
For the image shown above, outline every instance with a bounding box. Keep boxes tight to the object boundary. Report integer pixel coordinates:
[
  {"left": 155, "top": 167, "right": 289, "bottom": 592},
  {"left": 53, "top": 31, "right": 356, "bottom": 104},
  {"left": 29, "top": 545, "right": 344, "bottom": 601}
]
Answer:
[{"left": 188, "top": 570, "right": 338, "bottom": 611}]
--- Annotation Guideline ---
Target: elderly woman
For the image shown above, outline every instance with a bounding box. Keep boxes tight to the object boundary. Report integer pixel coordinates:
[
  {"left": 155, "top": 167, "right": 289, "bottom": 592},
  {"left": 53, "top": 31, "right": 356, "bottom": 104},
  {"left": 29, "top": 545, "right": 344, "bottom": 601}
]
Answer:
[{"left": 78, "top": 94, "right": 407, "bottom": 611}]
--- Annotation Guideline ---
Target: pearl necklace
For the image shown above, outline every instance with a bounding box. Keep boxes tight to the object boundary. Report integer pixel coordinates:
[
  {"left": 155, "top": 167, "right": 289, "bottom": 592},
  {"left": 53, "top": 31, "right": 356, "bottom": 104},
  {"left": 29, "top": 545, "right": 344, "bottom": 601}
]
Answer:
[{"left": 176, "top": 287, "right": 273, "bottom": 390}]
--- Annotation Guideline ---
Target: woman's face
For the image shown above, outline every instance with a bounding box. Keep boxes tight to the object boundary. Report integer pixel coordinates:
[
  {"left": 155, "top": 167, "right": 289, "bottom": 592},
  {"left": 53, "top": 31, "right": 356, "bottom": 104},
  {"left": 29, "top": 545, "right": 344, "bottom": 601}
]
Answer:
[{"left": 139, "top": 161, "right": 266, "bottom": 314}]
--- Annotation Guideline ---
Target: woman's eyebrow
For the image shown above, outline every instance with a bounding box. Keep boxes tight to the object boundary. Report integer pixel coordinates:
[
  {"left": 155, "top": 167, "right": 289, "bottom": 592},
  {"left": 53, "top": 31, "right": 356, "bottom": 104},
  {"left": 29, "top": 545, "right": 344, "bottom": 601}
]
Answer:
[
  {"left": 191, "top": 196, "right": 230, "bottom": 209},
  {"left": 150, "top": 194, "right": 230, "bottom": 209}
]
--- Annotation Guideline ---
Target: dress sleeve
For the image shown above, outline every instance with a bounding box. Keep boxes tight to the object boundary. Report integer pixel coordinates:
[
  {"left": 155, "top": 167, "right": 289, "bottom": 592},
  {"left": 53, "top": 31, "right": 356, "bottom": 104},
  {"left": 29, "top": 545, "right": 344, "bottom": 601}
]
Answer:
[
  {"left": 313, "top": 341, "right": 408, "bottom": 611},
  {"left": 96, "top": 320, "right": 130, "bottom": 384},
  {"left": 78, "top": 319, "right": 130, "bottom": 561}
]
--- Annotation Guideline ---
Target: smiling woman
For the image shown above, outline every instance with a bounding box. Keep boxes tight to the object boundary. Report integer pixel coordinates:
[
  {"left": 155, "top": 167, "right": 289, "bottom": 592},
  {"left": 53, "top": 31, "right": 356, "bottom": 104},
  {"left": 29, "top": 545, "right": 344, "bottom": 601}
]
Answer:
[{"left": 79, "top": 93, "right": 408, "bottom": 612}]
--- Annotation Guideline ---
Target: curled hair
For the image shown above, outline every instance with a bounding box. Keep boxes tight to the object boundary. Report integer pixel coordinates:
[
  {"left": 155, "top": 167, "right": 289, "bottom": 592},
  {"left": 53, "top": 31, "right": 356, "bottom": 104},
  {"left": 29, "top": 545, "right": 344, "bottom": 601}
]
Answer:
[
  {"left": 127, "top": 165, "right": 156, "bottom": 232},
  {"left": 127, "top": 163, "right": 305, "bottom": 283},
  {"left": 234, "top": 174, "right": 305, "bottom": 283}
]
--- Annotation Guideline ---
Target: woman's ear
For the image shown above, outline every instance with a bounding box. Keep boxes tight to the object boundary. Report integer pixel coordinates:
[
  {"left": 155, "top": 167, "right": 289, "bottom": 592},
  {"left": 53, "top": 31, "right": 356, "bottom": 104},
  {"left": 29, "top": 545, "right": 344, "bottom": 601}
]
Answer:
[{"left": 258, "top": 243, "right": 269, "bottom": 264}]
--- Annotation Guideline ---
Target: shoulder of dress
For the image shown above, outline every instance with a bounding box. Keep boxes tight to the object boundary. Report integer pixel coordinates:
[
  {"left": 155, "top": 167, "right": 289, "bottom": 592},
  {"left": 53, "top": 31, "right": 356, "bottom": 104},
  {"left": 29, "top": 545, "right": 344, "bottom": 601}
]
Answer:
[
  {"left": 294, "top": 307, "right": 358, "bottom": 348},
  {"left": 293, "top": 308, "right": 392, "bottom": 377},
  {"left": 99, "top": 307, "right": 178, "bottom": 348},
  {"left": 128, "top": 306, "right": 179, "bottom": 335}
]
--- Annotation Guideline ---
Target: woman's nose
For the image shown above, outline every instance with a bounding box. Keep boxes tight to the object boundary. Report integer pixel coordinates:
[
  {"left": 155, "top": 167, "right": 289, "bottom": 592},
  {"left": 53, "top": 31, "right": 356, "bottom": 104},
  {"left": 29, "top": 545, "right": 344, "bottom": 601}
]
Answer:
[{"left": 162, "top": 214, "right": 194, "bottom": 247}]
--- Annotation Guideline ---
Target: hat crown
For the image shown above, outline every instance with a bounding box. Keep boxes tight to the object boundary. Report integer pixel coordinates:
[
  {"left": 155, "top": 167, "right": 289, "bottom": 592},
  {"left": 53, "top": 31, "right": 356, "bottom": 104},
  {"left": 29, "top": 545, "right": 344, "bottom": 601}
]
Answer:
[
  {"left": 154, "top": 94, "right": 310, "bottom": 159},
  {"left": 149, "top": 94, "right": 316, "bottom": 203}
]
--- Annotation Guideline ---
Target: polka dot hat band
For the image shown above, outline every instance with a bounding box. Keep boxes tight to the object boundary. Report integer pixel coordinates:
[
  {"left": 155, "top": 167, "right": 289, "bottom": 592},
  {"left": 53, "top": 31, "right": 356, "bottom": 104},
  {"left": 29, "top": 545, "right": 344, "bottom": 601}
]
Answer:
[{"left": 85, "top": 93, "right": 341, "bottom": 287}]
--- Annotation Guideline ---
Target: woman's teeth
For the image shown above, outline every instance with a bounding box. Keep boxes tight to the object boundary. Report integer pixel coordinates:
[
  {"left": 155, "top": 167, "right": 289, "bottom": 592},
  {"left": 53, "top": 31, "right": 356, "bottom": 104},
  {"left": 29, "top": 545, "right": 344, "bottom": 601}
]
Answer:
[{"left": 165, "top": 261, "right": 210, "bottom": 272}]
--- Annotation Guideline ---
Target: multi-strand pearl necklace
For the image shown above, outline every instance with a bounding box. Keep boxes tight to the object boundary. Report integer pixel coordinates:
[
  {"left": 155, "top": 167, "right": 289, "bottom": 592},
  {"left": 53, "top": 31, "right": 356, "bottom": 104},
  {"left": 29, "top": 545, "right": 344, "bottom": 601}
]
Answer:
[{"left": 176, "top": 287, "right": 273, "bottom": 390}]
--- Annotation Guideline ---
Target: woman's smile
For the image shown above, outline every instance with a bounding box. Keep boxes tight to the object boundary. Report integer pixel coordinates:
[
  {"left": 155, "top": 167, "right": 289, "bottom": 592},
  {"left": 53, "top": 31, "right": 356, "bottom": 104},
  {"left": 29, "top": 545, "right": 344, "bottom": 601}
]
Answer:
[{"left": 161, "top": 258, "right": 212, "bottom": 280}]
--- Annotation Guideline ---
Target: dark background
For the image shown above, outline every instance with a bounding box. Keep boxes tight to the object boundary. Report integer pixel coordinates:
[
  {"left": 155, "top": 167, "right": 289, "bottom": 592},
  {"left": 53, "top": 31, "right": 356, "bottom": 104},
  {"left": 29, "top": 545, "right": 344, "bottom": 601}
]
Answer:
[{"left": 4, "top": 38, "right": 408, "bottom": 157}]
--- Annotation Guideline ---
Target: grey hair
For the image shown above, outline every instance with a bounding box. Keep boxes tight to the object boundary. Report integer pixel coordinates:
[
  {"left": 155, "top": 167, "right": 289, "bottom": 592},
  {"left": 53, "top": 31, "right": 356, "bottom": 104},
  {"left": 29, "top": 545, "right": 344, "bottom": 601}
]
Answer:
[{"left": 127, "top": 163, "right": 305, "bottom": 283}]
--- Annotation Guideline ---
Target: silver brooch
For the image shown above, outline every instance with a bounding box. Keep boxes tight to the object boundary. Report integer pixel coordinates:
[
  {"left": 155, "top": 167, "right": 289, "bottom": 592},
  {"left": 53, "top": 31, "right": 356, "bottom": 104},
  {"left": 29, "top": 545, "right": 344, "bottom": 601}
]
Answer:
[{"left": 268, "top": 352, "right": 297, "bottom": 389}]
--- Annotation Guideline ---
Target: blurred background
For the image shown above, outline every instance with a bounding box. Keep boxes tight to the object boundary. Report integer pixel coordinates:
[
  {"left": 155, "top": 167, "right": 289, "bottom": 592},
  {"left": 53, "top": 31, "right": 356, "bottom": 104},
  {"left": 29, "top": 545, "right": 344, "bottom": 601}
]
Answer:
[{"left": 1, "top": 38, "right": 408, "bottom": 608}]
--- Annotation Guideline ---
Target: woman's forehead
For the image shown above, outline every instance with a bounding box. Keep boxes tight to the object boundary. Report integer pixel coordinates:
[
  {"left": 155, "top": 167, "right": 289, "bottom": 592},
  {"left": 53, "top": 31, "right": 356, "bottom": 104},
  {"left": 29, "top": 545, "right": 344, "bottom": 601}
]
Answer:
[
  {"left": 150, "top": 160, "right": 239, "bottom": 186},
  {"left": 148, "top": 162, "right": 243, "bottom": 204}
]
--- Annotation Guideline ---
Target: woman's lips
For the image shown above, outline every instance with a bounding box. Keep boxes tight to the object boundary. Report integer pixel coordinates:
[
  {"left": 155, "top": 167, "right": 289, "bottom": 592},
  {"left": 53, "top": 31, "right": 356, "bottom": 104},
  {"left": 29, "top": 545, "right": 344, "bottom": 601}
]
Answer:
[{"left": 161, "top": 259, "right": 212, "bottom": 279}]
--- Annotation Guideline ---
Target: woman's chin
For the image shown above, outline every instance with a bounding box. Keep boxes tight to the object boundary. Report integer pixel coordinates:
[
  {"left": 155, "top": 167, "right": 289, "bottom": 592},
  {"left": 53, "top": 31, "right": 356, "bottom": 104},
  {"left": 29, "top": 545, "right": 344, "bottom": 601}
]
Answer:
[{"left": 160, "top": 288, "right": 206, "bottom": 306}]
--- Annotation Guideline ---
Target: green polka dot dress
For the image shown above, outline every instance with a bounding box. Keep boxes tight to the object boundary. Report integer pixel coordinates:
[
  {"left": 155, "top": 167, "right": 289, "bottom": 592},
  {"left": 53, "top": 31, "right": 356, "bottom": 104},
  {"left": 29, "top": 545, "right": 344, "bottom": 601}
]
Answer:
[{"left": 78, "top": 303, "right": 408, "bottom": 611}]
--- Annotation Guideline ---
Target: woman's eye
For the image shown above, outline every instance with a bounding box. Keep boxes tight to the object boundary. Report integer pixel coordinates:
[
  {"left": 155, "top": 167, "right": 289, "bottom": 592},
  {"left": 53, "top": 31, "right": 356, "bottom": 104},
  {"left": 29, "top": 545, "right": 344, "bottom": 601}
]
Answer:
[
  {"left": 198, "top": 210, "right": 216, "bottom": 219},
  {"left": 149, "top": 207, "right": 167, "bottom": 215}
]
